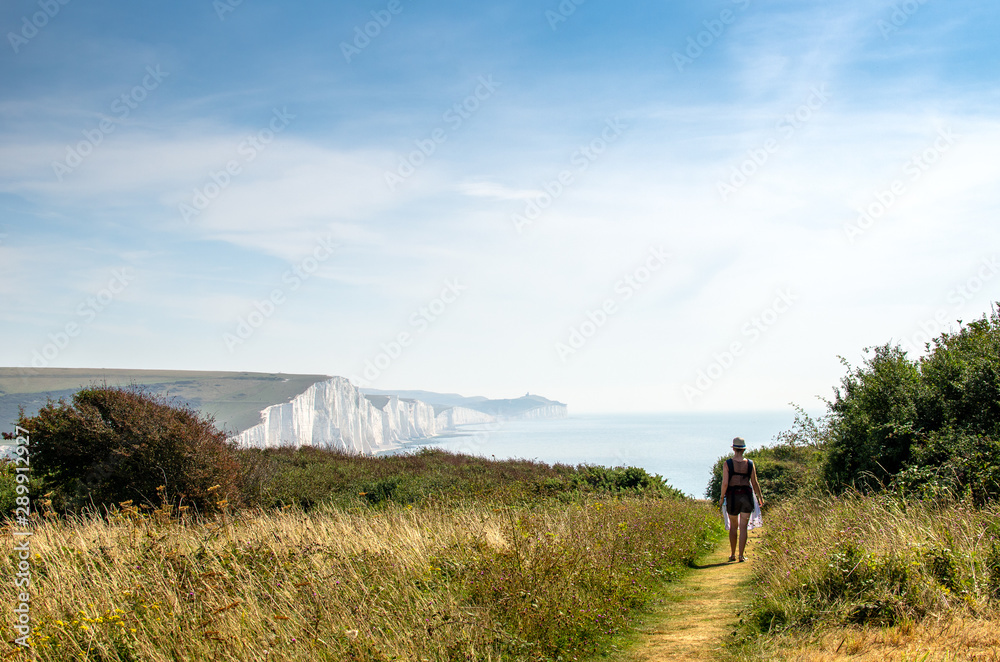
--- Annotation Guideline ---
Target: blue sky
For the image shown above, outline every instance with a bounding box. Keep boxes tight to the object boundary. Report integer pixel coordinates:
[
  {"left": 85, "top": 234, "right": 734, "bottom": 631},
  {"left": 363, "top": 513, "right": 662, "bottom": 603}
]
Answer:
[{"left": 1, "top": 0, "right": 999, "bottom": 413}]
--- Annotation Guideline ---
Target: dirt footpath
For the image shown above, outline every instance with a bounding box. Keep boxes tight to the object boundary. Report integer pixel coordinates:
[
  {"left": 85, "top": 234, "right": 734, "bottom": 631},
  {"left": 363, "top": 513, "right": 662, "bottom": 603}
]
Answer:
[{"left": 627, "top": 528, "right": 760, "bottom": 661}]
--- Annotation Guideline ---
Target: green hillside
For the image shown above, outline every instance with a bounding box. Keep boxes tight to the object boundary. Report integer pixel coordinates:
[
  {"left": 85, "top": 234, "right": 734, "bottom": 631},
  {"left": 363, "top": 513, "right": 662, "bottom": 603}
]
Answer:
[{"left": 0, "top": 368, "right": 329, "bottom": 435}]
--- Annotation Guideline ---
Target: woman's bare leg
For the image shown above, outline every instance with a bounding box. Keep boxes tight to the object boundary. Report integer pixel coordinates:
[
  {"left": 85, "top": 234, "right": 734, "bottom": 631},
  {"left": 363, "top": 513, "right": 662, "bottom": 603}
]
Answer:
[
  {"left": 729, "top": 514, "right": 739, "bottom": 559},
  {"left": 738, "top": 512, "right": 750, "bottom": 560}
]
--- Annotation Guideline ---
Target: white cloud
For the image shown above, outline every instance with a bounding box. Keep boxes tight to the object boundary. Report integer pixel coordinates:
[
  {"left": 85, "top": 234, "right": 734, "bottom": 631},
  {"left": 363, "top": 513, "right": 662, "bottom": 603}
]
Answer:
[{"left": 458, "top": 180, "right": 542, "bottom": 200}]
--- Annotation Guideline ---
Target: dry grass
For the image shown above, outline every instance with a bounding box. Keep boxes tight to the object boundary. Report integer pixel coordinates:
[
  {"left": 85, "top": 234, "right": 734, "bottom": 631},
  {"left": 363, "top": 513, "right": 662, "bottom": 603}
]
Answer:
[
  {"left": 747, "top": 493, "right": 1000, "bottom": 628},
  {"left": 2, "top": 496, "right": 717, "bottom": 661},
  {"left": 741, "top": 617, "right": 1000, "bottom": 661},
  {"left": 724, "top": 493, "right": 1000, "bottom": 662}
]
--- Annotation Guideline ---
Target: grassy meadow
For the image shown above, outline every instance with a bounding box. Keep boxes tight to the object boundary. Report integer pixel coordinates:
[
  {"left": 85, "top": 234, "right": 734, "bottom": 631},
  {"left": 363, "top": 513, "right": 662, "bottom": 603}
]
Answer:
[{"left": 2, "top": 449, "right": 720, "bottom": 662}]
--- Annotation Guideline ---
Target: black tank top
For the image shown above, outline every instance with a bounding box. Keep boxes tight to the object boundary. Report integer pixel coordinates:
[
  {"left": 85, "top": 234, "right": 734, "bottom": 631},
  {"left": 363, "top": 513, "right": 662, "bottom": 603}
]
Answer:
[{"left": 726, "top": 458, "right": 753, "bottom": 488}]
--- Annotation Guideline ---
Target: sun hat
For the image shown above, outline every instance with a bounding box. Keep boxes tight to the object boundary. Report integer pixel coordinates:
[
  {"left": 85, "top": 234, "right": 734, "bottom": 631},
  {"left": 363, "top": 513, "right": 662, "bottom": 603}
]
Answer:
[{"left": 732, "top": 437, "right": 746, "bottom": 449}]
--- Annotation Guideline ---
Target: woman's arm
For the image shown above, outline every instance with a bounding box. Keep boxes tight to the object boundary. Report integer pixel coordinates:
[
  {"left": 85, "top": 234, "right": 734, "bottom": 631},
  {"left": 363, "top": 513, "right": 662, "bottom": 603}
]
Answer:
[
  {"left": 719, "top": 461, "right": 729, "bottom": 505},
  {"left": 750, "top": 462, "right": 764, "bottom": 506}
]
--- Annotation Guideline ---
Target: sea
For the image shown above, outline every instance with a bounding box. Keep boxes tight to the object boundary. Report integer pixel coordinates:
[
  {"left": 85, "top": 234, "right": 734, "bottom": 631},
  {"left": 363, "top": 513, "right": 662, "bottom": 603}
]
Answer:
[{"left": 408, "top": 411, "right": 803, "bottom": 498}]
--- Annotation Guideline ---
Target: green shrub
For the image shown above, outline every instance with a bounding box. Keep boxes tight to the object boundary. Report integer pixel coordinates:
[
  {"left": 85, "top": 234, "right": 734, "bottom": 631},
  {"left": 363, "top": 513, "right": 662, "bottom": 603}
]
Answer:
[
  {"left": 813, "top": 305, "right": 1000, "bottom": 499},
  {"left": 822, "top": 344, "right": 923, "bottom": 491},
  {"left": 569, "top": 465, "right": 683, "bottom": 496},
  {"left": 918, "top": 312, "right": 1000, "bottom": 436},
  {"left": 16, "top": 384, "right": 243, "bottom": 513},
  {"left": 893, "top": 429, "right": 1000, "bottom": 505},
  {"left": 360, "top": 476, "right": 424, "bottom": 506}
]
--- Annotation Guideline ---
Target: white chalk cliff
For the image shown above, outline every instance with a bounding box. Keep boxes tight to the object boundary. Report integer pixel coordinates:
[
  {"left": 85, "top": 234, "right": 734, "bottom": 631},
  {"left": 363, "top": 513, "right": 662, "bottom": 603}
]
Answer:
[
  {"left": 231, "top": 376, "right": 497, "bottom": 453},
  {"left": 508, "top": 404, "right": 569, "bottom": 420},
  {"left": 434, "top": 405, "right": 495, "bottom": 428}
]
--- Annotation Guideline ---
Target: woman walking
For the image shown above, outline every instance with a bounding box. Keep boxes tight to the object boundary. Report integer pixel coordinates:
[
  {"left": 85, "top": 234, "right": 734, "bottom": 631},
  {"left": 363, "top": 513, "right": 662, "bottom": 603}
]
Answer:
[{"left": 719, "top": 436, "right": 763, "bottom": 562}]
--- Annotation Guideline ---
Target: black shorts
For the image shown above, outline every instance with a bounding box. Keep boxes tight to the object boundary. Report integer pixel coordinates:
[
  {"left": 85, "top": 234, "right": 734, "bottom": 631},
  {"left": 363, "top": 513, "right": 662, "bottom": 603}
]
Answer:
[{"left": 726, "top": 487, "right": 754, "bottom": 516}]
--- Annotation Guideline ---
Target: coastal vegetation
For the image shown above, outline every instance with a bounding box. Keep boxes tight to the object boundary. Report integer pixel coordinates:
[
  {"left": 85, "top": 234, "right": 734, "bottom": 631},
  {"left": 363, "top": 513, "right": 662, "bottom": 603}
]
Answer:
[
  {"left": 719, "top": 305, "right": 1000, "bottom": 660},
  {"left": 728, "top": 493, "right": 1000, "bottom": 660}
]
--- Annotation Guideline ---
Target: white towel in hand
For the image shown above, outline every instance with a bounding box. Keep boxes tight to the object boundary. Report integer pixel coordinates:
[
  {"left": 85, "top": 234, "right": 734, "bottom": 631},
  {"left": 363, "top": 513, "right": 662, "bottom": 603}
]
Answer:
[{"left": 721, "top": 497, "right": 763, "bottom": 531}]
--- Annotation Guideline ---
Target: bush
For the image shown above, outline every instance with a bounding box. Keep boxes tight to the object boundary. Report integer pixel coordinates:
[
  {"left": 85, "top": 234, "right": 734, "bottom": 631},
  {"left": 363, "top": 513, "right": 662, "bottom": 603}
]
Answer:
[
  {"left": 16, "top": 384, "right": 243, "bottom": 513},
  {"left": 568, "top": 465, "right": 685, "bottom": 497},
  {"left": 892, "top": 429, "right": 1000, "bottom": 505},
  {"left": 818, "top": 305, "right": 1000, "bottom": 499},
  {"left": 918, "top": 312, "right": 1000, "bottom": 436},
  {"left": 822, "top": 344, "right": 922, "bottom": 491}
]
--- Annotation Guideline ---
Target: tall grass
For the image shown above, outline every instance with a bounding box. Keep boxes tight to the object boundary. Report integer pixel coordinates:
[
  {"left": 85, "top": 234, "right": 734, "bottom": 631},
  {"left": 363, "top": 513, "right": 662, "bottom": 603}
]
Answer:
[
  {"left": 743, "top": 493, "right": 1000, "bottom": 634},
  {"left": 2, "top": 495, "right": 719, "bottom": 661}
]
